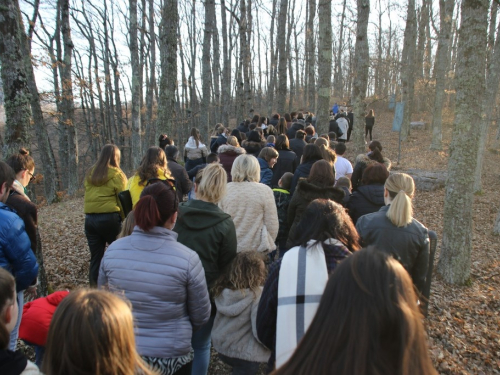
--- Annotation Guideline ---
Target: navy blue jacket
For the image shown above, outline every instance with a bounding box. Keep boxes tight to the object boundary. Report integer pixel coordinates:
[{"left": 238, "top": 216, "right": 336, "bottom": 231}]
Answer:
[{"left": 0, "top": 203, "right": 38, "bottom": 292}]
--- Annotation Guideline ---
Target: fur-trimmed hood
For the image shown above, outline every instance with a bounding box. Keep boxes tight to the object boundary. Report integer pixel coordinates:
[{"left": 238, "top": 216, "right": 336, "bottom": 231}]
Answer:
[
  {"left": 242, "top": 140, "right": 265, "bottom": 156},
  {"left": 217, "top": 144, "right": 246, "bottom": 156}
]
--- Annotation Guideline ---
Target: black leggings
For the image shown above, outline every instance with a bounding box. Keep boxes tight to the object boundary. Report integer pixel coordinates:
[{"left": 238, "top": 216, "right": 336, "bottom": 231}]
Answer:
[{"left": 365, "top": 126, "right": 373, "bottom": 141}]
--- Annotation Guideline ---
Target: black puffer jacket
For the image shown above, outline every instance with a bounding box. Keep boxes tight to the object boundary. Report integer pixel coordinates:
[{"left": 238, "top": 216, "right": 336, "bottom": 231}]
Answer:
[
  {"left": 271, "top": 149, "right": 298, "bottom": 187},
  {"left": 289, "top": 161, "right": 315, "bottom": 196},
  {"left": 286, "top": 179, "right": 345, "bottom": 248},
  {"left": 346, "top": 184, "right": 385, "bottom": 225},
  {"left": 286, "top": 122, "right": 305, "bottom": 140},
  {"left": 356, "top": 205, "right": 429, "bottom": 294}
]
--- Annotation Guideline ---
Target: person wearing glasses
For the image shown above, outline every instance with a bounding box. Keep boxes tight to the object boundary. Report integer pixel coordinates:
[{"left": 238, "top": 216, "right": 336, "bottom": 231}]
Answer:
[{"left": 99, "top": 182, "right": 211, "bottom": 375}]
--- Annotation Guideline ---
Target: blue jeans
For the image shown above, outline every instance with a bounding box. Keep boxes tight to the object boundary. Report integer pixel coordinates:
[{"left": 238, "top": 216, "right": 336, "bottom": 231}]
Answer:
[
  {"left": 185, "top": 158, "right": 204, "bottom": 172},
  {"left": 191, "top": 315, "right": 215, "bottom": 375},
  {"left": 9, "top": 291, "right": 24, "bottom": 350}
]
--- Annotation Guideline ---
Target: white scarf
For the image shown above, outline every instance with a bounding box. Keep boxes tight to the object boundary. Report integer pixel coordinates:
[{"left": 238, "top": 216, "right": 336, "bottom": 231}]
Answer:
[
  {"left": 185, "top": 136, "right": 206, "bottom": 149},
  {"left": 275, "top": 239, "right": 342, "bottom": 368}
]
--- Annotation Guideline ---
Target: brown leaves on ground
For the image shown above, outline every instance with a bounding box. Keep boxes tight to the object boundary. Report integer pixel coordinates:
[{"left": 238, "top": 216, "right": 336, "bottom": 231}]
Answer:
[{"left": 38, "top": 109, "right": 500, "bottom": 374}]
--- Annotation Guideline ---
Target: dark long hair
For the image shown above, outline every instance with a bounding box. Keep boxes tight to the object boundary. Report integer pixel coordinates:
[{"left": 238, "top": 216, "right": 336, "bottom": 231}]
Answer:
[
  {"left": 301, "top": 144, "right": 322, "bottom": 164},
  {"left": 293, "top": 199, "right": 360, "bottom": 252},
  {"left": 307, "top": 160, "right": 335, "bottom": 187},
  {"left": 275, "top": 135, "right": 290, "bottom": 150},
  {"left": 136, "top": 147, "right": 170, "bottom": 185},
  {"left": 272, "top": 249, "right": 437, "bottom": 375},
  {"left": 368, "top": 140, "right": 384, "bottom": 163}
]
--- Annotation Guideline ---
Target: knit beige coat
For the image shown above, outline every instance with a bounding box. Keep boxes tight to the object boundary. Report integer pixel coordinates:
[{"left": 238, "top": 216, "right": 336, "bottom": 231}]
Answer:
[{"left": 219, "top": 182, "right": 279, "bottom": 253}]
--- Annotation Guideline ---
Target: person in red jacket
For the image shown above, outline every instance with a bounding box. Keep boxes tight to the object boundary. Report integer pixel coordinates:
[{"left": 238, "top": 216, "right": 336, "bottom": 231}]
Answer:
[{"left": 19, "top": 291, "right": 69, "bottom": 367}]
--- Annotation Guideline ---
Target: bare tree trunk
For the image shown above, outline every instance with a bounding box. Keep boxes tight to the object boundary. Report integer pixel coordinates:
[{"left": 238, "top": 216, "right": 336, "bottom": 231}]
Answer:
[
  {"left": 212, "top": 4, "right": 221, "bottom": 123},
  {"left": 415, "top": 0, "right": 429, "bottom": 78},
  {"left": 400, "top": 0, "right": 417, "bottom": 142},
  {"left": 0, "top": 0, "right": 32, "bottom": 158},
  {"left": 157, "top": 0, "right": 178, "bottom": 143},
  {"left": 333, "top": 0, "right": 347, "bottom": 99},
  {"left": 266, "top": 0, "right": 278, "bottom": 116},
  {"left": 437, "top": 0, "right": 488, "bottom": 285},
  {"left": 220, "top": 0, "right": 230, "bottom": 126},
  {"left": 316, "top": 0, "right": 331, "bottom": 134},
  {"left": 473, "top": 18, "right": 500, "bottom": 192},
  {"left": 306, "top": 0, "right": 316, "bottom": 109},
  {"left": 430, "top": 0, "right": 454, "bottom": 150},
  {"left": 129, "top": 0, "right": 142, "bottom": 168},
  {"left": 146, "top": 0, "right": 156, "bottom": 149},
  {"left": 59, "top": 0, "right": 78, "bottom": 195},
  {"left": 287, "top": 0, "right": 296, "bottom": 112},
  {"left": 201, "top": 0, "right": 215, "bottom": 135},
  {"left": 276, "top": 0, "right": 288, "bottom": 114},
  {"left": 352, "top": 0, "right": 370, "bottom": 156}
]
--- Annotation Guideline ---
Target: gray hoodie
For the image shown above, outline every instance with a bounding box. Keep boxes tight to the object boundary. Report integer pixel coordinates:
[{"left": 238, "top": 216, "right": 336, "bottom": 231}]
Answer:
[{"left": 212, "top": 288, "right": 271, "bottom": 363}]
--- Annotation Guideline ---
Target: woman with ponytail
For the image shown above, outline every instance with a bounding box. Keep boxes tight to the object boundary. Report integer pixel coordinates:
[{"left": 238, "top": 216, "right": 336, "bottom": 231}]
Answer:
[
  {"left": 98, "top": 182, "right": 211, "bottom": 375},
  {"left": 356, "top": 173, "right": 430, "bottom": 295}
]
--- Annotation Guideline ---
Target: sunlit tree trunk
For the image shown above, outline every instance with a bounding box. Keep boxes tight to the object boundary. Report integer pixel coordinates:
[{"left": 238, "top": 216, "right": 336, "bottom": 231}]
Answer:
[
  {"left": 437, "top": 0, "right": 488, "bottom": 285},
  {"left": 316, "top": 0, "right": 331, "bottom": 134}
]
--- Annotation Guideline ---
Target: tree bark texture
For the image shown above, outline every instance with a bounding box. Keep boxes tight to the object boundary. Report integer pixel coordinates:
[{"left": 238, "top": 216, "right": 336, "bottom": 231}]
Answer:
[
  {"left": 201, "top": 0, "right": 215, "bottom": 135},
  {"left": 400, "top": 0, "right": 417, "bottom": 142},
  {"left": 0, "top": 0, "right": 32, "bottom": 158},
  {"left": 59, "top": 0, "right": 78, "bottom": 195},
  {"left": 430, "top": 0, "right": 455, "bottom": 150},
  {"left": 276, "top": 0, "right": 288, "bottom": 115},
  {"left": 473, "top": 17, "right": 500, "bottom": 193},
  {"left": 129, "top": 0, "right": 142, "bottom": 169},
  {"left": 437, "top": 0, "right": 489, "bottom": 285},
  {"left": 316, "top": 0, "right": 332, "bottom": 134},
  {"left": 351, "top": 0, "right": 370, "bottom": 156},
  {"left": 157, "top": 0, "right": 178, "bottom": 144},
  {"left": 306, "top": 0, "right": 316, "bottom": 109}
]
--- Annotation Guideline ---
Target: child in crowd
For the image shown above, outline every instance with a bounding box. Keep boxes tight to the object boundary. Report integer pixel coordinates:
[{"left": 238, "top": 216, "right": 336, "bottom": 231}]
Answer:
[
  {"left": 266, "top": 135, "right": 276, "bottom": 148},
  {"left": 0, "top": 268, "right": 41, "bottom": 374},
  {"left": 211, "top": 252, "right": 270, "bottom": 375},
  {"left": 272, "top": 172, "right": 293, "bottom": 259},
  {"left": 42, "top": 289, "right": 155, "bottom": 375},
  {"left": 117, "top": 211, "right": 136, "bottom": 239},
  {"left": 18, "top": 290, "right": 70, "bottom": 367},
  {"left": 258, "top": 147, "right": 279, "bottom": 187},
  {"left": 335, "top": 177, "right": 352, "bottom": 207}
]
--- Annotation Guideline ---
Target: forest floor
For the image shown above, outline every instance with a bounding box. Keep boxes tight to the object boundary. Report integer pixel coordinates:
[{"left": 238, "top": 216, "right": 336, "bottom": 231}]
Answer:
[{"left": 35, "top": 108, "right": 500, "bottom": 374}]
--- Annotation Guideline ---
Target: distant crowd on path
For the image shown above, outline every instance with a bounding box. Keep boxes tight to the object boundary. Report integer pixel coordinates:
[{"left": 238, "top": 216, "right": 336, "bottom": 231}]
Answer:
[{"left": 0, "top": 108, "right": 436, "bottom": 375}]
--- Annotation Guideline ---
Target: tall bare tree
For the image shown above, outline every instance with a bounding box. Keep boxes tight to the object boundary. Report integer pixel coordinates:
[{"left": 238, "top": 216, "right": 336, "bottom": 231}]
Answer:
[
  {"left": 430, "top": 0, "right": 455, "bottom": 150},
  {"left": 306, "top": 0, "right": 316, "bottom": 109},
  {"left": 276, "top": 0, "right": 289, "bottom": 114},
  {"left": 351, "top": 0, "right": 370, "bottom": 156},
  {"left": 201, "top": 0, "right": 215, "bottom": 134},
  {"left": 129, "top": 0, "right": 142, "bottom": 168},
  {"left": 157, "top": 0, "right": 178, "bottom": 141},
  {"left": 437, "top": 0, "right": 489, "bottom": 284},
  {"left": 316, "top": 0, "right": 331, "bottom": 133}
]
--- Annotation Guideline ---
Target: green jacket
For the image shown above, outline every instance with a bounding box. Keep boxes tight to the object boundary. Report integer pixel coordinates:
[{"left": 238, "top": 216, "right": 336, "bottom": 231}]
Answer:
[
  {"left": 175, "top": 200, "right": 237, "bottom": 290},
  {"left": 84, "top": 167, "right": 128, "bottom": 217}
]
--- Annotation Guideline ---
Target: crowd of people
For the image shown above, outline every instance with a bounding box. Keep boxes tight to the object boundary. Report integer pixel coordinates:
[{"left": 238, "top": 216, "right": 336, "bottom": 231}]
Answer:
[{"left": 0, "top": 109, "right": 436, "bottom": 375}]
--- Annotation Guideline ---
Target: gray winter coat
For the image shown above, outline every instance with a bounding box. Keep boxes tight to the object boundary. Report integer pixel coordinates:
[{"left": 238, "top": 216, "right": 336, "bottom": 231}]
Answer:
[
  {"left": 98, "top": 226, "right": 211, "bottom": 359},
  {"left": 212, "top": 288, "right": 271, "bottom": 363}
]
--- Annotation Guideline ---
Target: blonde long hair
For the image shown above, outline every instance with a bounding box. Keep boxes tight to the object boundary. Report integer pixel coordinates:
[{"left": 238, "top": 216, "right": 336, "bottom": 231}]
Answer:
[
  {"left": 43, "top": 289, "right": 156, "bottom": 375},
  {"left": 385, "top": 173, "right": 415, "bottom": 227},
  {"left": 196, "top": 163, "right": 227, "bottom": 203}
]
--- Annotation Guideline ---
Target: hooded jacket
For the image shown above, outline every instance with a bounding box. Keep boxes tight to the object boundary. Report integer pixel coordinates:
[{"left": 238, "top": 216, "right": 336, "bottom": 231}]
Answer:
[
  {"left": 7, "top": 184, "right": 38, "bottom": 254},
  {"left": 346, "top": 184, "right": 385, "bottom": 225},
  {"left": 212, "top": 288, "right": 271, "bottom": 363},
  {"left": 19, "top": 291, "right": 70, "bottom": 346},
  {"left": 175, "top": 200, "right": 237, "bottom": 289},
  {"left": 217, "top": 144, "right": 246, "bottom": 182},
  {"left": 286, "top": 180, "right": 345, "bottom": 248},
  {"left": 184, "top": 137, "right": 208, "bottom": 161},
  {"left": 84, "top": 166, "right": 127, "bottom": 215}
]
